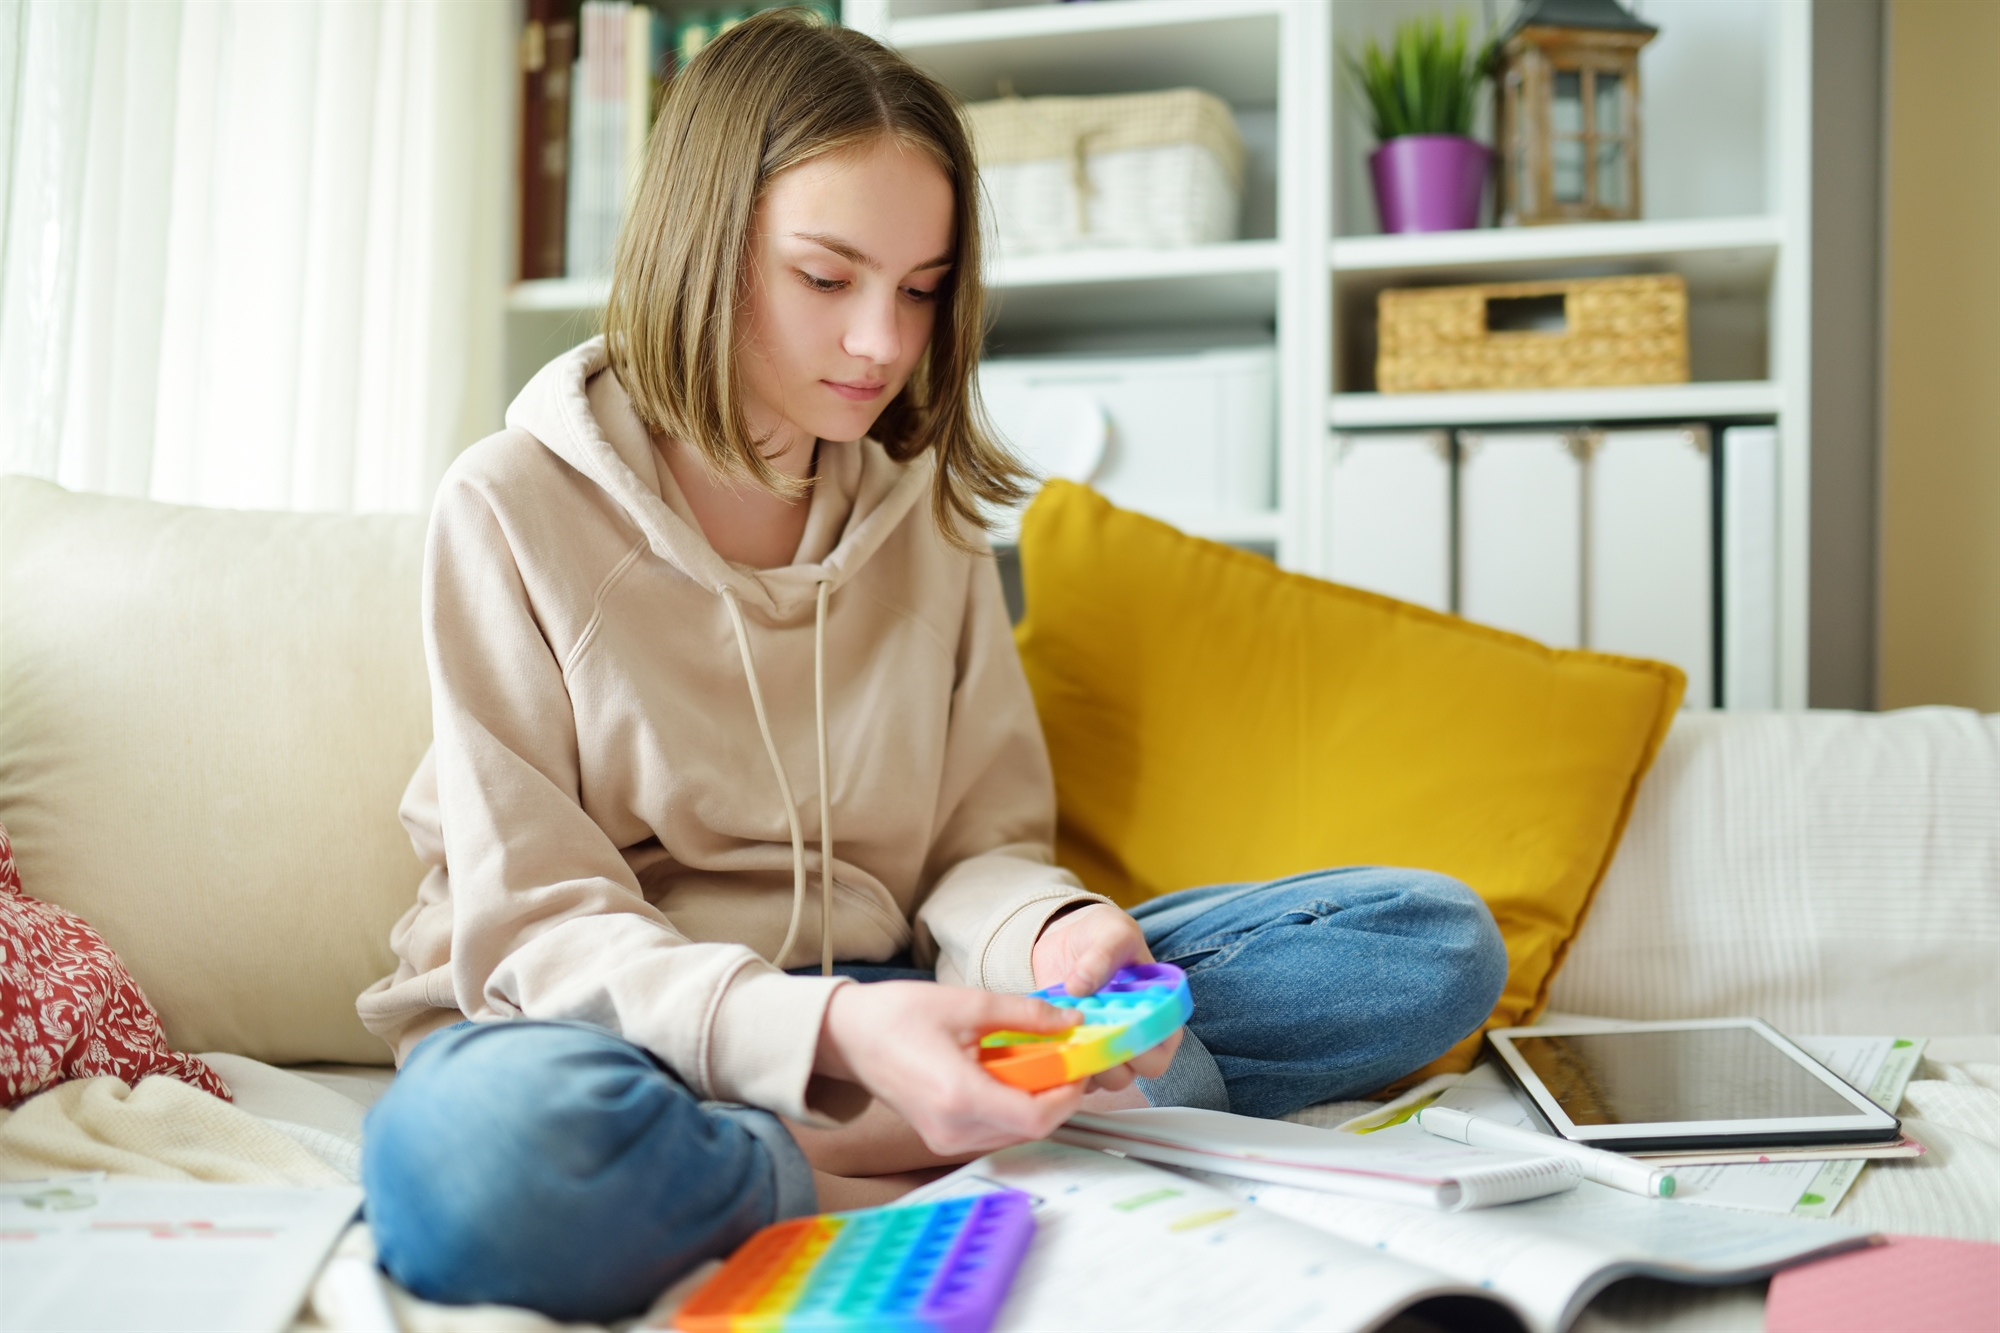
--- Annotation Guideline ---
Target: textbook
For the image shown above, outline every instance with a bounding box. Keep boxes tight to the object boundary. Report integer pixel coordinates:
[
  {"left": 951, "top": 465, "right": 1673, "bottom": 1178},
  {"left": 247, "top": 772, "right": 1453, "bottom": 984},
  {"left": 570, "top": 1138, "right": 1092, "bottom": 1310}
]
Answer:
[
  {"left": 908, "top": 1141, "right": 1869, "bottom": 1333},
  {"left": 0, "top": 1176, "right": 362, "bottom": 1333},
  {"left": 1054, "top": 1106, "right": 1579, "bottom": 1210}
]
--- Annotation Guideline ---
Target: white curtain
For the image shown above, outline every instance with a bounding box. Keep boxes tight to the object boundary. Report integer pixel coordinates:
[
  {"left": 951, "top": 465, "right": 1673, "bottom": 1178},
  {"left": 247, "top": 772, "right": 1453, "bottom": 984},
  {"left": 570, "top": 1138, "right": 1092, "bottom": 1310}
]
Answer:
[{"left": 0, "top": 0, "right": 511, "bottom": 514}]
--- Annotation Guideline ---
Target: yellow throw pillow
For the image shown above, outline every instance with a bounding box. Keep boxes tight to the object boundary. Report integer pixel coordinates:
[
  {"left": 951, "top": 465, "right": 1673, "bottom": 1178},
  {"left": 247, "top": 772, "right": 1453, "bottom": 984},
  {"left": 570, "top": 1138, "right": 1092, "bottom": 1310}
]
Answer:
[{"left": 1013, "top": 482, "right": 1683, "bottom": 1075}]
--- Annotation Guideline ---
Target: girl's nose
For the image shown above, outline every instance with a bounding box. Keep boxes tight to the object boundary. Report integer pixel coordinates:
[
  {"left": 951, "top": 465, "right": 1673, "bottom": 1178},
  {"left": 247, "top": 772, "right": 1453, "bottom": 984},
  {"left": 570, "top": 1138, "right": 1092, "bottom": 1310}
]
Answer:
[{"left": 841, "top": 292, "right": 902, "bottom": 366}]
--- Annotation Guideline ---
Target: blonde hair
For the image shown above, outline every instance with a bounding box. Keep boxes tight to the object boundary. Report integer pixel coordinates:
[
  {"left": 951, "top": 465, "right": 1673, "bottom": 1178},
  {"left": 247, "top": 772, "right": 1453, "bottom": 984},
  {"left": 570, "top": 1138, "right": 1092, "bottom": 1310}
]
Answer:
[{"left": 605, "top": 8, "right": 1027, "bottom": 543}]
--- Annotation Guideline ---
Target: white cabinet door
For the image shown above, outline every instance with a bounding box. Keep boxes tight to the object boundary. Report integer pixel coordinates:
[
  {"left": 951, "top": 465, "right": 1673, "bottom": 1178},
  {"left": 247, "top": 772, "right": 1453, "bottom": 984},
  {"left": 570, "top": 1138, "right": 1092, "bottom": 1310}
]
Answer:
[
  {"left": 977, "top": 349, "right": 1276, "bottom": 534},
  {"left": 1458, "top": 431, "right": 1584, "bottom": 647},
  {"left": 1323, "top": 431, "right": 1453, "bottom": 612},
  {"left": 1722, "top": 426, "right": 1780, "bottom": 710},
  {"left": 1588, "top": 428, "right": 1714, "bottom": 708}
]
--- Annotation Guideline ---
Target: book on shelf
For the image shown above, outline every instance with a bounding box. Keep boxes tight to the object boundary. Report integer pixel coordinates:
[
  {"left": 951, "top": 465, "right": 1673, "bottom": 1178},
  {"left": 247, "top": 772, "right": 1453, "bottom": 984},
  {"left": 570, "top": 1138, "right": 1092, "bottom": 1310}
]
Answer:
[
  {"left": 520, "top": 2, "right": 840, "bottom": 285},
  {"left": 567, "top": 2, "right": 627, "bottom": 280},
  {"left": 519, "top": 0, "right": 576, "bottom": 280}
]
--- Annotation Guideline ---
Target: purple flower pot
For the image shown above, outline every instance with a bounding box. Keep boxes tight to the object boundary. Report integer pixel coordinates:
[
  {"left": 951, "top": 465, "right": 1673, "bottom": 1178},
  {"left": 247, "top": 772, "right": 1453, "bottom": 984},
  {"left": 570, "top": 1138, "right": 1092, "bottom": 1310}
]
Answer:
[{"left": 1369, "top": 134, "right": 1490, "bottom": 234}]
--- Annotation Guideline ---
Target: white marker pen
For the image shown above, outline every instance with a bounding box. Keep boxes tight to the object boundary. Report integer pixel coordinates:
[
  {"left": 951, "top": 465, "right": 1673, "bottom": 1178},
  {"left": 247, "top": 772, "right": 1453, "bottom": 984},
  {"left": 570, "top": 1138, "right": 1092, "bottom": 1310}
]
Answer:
[{"left": 1417, "top": 1105, "right": 1677, "bottom": 1199}]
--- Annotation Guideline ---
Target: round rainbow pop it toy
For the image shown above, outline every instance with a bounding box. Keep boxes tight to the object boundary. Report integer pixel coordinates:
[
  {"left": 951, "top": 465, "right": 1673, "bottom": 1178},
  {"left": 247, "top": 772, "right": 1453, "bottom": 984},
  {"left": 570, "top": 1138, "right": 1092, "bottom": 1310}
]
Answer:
[{"left": 977, "top": 962, "right": 1193, "bottom": 1092}]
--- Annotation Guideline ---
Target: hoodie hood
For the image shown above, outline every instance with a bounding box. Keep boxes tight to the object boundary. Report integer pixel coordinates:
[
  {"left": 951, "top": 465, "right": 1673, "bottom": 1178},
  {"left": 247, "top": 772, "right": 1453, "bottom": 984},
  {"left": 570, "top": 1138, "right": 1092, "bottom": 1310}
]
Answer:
[{"left": 506, "top": 336, "right": 934, "bottom": 623}]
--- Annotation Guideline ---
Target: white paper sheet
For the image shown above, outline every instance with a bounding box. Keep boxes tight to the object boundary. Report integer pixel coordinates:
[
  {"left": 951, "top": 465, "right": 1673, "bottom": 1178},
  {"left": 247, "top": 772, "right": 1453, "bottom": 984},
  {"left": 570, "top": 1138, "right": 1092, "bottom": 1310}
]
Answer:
[
  {"left": 0, "top": 1176, "right": 361, "bottom": 1333},
  {"left": 1056, "top": 1106, "right": 1577, "bottom": 1209},
  {"left": 906, "top": 1142, "right": 1497, "bottom": 1333},
  {"left": 1191, "top": 1168, "right": 1868, "bottom": 1333}
]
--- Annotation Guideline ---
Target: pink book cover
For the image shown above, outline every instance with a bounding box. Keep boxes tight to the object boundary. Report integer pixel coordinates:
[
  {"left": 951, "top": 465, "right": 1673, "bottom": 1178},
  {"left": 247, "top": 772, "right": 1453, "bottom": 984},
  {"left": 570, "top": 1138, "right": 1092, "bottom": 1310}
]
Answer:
[{"left": 1765, "top": 1234, "right": 2000, "bottom": 1333}]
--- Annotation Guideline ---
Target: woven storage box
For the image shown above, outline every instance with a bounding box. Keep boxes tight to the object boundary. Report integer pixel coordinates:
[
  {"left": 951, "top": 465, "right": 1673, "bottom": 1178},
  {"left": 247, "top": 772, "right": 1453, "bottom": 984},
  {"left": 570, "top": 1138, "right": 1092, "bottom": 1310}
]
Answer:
[
  {"left": 1376, "top": 274, "right": 1689, "bottom": 393},
  {"left": 966, "top": 88, "right": 1244, "bottom": 254}
]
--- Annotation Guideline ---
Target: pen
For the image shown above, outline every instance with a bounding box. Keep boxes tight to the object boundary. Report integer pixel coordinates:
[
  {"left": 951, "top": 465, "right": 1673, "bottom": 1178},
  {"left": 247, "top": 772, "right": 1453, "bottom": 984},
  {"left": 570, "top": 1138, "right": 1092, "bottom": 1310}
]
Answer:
[{"left": 1417, "top": 1105, "right": 1677, "bottom": 1199}]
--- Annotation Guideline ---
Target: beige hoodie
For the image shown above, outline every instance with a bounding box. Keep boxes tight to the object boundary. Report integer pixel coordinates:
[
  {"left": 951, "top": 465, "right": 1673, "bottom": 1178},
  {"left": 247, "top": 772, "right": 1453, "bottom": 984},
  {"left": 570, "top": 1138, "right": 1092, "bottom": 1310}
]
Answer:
[{"left": 357, "top": 339, "right": 1108, "bottom": 1122}]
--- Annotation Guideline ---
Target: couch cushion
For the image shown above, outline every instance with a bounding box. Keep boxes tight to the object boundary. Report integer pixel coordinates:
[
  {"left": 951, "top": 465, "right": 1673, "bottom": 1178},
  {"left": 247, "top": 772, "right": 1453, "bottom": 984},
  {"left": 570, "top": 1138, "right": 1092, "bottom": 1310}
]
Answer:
[
  {"left": 1013, "top": 482, "right": 1684, "bottom": 1074},
  {"left": 1550, "top": 708, "right": 2000, "bottom": 1035},
  {"left": 0, "top": 478, "right": 429, "bottom": 1064},
  {"left": 1, "top": 819, "right": 232, "bottom": 1105}
]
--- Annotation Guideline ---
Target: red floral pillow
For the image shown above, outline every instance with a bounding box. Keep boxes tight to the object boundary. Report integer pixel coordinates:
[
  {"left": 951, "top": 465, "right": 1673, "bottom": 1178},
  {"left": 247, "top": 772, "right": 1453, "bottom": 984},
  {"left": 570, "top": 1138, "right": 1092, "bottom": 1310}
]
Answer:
[{"left": 0, "top": 822, "right": 230, "bottom": 1107}]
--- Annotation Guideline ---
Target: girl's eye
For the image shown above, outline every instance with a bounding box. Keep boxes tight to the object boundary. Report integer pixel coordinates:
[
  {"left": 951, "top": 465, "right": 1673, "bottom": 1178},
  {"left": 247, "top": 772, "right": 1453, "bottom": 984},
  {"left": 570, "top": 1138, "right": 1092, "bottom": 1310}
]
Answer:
[
  {"left": 799, "top": 272, "right": 846, "bottom": 292},
  {"left": 902, "top": 286, "right": 939, "bottom": 303}
]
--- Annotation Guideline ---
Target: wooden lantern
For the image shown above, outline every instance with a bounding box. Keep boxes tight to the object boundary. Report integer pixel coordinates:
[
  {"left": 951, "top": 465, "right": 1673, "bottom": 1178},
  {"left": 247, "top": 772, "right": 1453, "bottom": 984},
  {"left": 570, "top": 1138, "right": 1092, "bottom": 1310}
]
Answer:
[{"left": 1494, "top": 0, "right": 1658, "bottom": 226}]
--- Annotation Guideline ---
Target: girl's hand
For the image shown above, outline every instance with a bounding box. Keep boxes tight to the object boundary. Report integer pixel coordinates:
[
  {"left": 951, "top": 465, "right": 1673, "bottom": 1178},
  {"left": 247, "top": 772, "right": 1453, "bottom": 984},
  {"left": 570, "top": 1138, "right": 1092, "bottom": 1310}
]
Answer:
[
  {"left": 814, "top": 981, "right": 1088, "bottom": 1156},
  {"left": 1030, "top": 903, "right": 1182, "bottom": 1088}
]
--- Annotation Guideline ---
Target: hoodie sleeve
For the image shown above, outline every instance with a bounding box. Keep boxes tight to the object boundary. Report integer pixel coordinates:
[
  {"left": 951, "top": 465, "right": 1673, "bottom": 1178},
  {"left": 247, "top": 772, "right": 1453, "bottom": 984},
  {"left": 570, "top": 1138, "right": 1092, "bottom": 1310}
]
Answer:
[
  {"left": 396, "top": 471, "right": 866, "bottom": 1124},
  {"left": 911, "top": 547, "right": 1114, "bottom": 992}
]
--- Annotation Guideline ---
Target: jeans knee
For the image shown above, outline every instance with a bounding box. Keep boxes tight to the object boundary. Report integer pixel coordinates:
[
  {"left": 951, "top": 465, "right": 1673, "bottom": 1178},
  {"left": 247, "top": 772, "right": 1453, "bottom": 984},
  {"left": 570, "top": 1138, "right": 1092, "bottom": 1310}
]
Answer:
[
  {"left": 363, "top": 1021, "right": 786, "bottom": 1322},
  {"left": 1397, "top": 870, "right": 1509, "bottom": 1031}
]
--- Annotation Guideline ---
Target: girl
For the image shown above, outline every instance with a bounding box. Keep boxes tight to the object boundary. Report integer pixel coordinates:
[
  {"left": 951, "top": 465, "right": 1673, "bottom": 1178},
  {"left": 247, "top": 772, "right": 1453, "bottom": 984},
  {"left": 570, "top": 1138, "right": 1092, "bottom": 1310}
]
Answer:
[{"left": 359, "top": 10, "right": 1506, "bottom": 1323}]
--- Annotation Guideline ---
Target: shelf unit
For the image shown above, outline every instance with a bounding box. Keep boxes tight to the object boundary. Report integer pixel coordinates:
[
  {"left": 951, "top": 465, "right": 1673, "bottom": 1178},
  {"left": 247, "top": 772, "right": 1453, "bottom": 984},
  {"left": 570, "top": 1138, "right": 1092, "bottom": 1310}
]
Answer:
[
  {"left": 1331, "top": 213, "right": 1782, "bottom": 280},
  {"left": 510, "top": 241, "right": 1286, "bottom": 330},
  {"left": 844, "top": 0, "right": 1328, "bottom": 556},
  {"left": 1330, "top": 381, "right": 1783, "bottom": 431},
  {"left": 504, "top": 0, "right": 1837, "bottom": 706}
]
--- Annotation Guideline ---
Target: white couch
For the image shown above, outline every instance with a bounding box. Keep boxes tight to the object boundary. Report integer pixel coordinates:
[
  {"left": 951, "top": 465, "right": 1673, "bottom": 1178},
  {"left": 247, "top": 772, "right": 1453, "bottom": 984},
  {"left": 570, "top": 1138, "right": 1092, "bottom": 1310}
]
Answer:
[{"left": 3, "top": 477, "right": 1995, "bottom": 1331}]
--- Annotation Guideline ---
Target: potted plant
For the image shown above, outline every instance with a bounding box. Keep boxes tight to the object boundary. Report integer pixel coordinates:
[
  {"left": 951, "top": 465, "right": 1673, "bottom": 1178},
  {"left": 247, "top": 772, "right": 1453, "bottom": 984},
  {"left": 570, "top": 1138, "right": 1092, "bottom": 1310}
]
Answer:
[{"left": 1347, "top": 14, "right": 1491, "bottom": 233}]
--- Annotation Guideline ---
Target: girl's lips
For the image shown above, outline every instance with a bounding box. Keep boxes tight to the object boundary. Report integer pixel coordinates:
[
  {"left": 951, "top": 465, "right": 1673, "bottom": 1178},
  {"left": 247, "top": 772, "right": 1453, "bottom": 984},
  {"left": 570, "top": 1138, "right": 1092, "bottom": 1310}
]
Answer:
[{"left": 824, "top": 379, "right": 887, "bottom": 402}]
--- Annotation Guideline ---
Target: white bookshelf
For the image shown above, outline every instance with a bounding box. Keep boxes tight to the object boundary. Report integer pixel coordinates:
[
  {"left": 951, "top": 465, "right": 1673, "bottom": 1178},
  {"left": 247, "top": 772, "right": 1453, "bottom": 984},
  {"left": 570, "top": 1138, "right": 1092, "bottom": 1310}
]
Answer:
[
  {"left": 877, "top": 0, "right": 1285, "bottom": 103},
  {"left": 845, "top": 0, "right": 1325, "bottom": 566},
  {"left": 1331, "top": 381, "right": 1784, "bottom": 431},
  {"left": 507, "top": 242, "right": 1283, "bottom": 325},
  {"left": 1330, "top": 214, "right": 1782, "bottom": 286},
  {"left": 986, "top": 241, "right": 1280, "bottom": 331},
  {"left": 507, "top": 0, "right": 1835, "bottom": 706}
]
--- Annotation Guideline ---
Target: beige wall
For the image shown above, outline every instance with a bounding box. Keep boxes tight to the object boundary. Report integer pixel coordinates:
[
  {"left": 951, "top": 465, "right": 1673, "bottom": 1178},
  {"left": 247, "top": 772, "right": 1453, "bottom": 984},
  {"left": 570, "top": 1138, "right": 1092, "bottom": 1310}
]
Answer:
[{"left": 1877, "top": 0, "right": 2000, "bottom": 709}]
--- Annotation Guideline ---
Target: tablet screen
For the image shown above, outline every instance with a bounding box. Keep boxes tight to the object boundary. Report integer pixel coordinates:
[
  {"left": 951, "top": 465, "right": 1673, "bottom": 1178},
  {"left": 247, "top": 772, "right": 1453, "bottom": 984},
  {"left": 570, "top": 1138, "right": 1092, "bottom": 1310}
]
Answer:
[{"left": 1510, "top": 1027, "right": 1857, "bottom": 1125}]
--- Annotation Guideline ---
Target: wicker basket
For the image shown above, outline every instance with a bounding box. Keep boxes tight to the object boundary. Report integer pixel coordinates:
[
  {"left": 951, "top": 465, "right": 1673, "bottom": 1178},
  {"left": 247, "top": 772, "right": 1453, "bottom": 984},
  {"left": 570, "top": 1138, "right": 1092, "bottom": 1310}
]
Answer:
[
  {"left": 966, "top": 89, "right": 1245, "bottom": 254},
  {"left": 1375, "top": 274, "right": 1689, "bottom": 393}
]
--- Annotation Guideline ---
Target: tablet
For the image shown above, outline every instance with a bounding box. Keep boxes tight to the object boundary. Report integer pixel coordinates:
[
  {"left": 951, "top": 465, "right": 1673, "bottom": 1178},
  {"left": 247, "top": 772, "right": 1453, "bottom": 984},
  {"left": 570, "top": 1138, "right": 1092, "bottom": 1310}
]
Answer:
[{"left": 1485, "top": 1018, "right": 1902, "bottom": 1152}]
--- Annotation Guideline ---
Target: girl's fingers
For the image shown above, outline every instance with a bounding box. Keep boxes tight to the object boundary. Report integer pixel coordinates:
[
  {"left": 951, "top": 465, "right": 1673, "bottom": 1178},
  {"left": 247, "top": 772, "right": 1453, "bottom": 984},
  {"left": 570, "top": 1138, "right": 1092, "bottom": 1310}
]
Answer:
[
  {"left": 1063, "top": 937, "right": 1128, "bottom": 996},
  {"left": 1060, "top": 911, "right": 1154, "bottom": 997},
  {"left": 1020, "top": 1081, "right": 1087, "bottom": 1134},
  {"left": 1089, "top": 1064, "right": 1136, "bottom": 1091},
  {"left": 924, "top": 1069, "right": 1084, "bottom": 1151},
  {"left": 1126, "top": 1029, "right": 1181, "bottom": 1080},
  {"left": 970, "top": 993, "right": 1080, "bottom": 1036}
]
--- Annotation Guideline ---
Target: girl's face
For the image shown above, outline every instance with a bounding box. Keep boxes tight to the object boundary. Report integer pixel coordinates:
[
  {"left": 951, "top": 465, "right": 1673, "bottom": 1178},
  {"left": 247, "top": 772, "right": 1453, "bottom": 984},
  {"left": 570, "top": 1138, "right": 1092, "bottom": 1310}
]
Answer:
[{"left": 738, "top": 136, "right": 955, "bottom": 459}]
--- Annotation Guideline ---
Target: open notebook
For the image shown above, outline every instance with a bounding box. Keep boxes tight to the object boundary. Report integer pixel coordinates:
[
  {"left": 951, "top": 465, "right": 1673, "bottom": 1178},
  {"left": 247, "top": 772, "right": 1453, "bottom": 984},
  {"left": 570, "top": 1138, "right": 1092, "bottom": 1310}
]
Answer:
[{"left": 907, "top": 1141, "right": 1869, "bottom": 1333}]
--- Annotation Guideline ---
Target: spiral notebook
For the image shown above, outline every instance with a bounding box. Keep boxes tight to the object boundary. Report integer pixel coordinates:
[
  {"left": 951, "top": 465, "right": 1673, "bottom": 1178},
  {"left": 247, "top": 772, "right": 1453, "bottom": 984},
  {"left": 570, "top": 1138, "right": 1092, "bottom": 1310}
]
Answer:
[
  {"left": 1053, "top": 1107, "right": 1577, "bottom": 1210},
  {"left": 906, "top": 1141, "right": 1869, "bottom": 1333}
]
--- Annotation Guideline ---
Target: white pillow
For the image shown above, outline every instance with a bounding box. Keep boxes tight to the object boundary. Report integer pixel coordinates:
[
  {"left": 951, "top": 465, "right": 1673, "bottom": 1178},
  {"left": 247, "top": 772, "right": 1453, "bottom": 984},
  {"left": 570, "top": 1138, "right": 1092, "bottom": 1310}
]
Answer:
[
  {"left": 1550, "top": 707, "right": 2000, "bottom": 1036},
  {"left": 0, "top": 478, "right": 430, "bottom": 1065}
]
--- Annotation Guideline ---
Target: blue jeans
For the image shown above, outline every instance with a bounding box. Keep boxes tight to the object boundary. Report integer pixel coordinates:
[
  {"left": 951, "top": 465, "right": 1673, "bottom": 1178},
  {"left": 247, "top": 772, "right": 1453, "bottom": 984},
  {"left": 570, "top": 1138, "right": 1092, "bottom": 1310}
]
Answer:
[{"left": 362, "top": 867, "right": 1504, "bottom": 1319}]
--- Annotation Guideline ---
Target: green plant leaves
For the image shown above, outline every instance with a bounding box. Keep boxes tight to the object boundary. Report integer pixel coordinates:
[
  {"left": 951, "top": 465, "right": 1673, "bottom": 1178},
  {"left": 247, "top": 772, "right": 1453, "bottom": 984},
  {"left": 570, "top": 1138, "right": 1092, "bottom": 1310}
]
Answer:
[{"left": 1343, "top": 13, "right": 1488, "bottom": 142}]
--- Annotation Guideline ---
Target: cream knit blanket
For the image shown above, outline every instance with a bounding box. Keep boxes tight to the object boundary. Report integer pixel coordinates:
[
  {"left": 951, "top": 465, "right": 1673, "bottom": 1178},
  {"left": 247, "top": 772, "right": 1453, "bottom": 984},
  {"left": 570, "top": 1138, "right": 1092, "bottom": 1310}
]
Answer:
[{"left": 0, "top": 1074, "right": 347, "bottom": 1186}]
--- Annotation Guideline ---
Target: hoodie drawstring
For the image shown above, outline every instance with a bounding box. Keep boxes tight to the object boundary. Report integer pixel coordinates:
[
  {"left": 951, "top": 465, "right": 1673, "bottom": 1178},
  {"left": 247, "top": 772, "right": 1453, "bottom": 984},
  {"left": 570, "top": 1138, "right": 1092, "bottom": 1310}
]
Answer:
[
  {"left": 814, "top": 579, "right": 834, "bottom": 977},
  {"left": 720, "top": 582, "right": 836, "bottom": 977}
]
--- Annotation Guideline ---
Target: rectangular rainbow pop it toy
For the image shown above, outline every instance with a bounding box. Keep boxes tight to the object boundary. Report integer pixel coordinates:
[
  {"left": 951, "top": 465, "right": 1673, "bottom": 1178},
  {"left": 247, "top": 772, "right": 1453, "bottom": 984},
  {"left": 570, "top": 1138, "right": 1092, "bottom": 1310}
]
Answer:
[
  {"left": 674, "top": 1192, "right": 1034, "bottom": 1333},
  {"left": 977, "top": 962, "right": 1192, "bottom": 1092}
]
